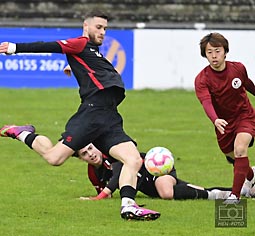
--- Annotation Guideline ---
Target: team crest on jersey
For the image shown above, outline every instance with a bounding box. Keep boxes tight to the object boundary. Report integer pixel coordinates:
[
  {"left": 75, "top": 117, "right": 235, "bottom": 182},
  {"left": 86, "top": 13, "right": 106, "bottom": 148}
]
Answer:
[
  {"left": 90, "top": 48, "right": 102, "bottom": 57},
  {"left": 232, "top": 78, "right": 242, "bottom": 89}
]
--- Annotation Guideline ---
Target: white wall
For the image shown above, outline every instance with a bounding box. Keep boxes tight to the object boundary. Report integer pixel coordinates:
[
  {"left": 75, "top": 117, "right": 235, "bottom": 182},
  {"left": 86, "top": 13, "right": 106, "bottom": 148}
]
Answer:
[{"left": 133, "top": 29, "right": 255, "bottom": 90}]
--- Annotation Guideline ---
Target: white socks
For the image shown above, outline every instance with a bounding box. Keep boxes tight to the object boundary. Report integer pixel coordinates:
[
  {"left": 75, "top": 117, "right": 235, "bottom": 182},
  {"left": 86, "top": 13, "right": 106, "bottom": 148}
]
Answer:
[
  {"left": 17, "top": 131, "right": 32, "bottom": 142},
  {"left": 121, "top": 197, "right": 135, "bottom": 206}
]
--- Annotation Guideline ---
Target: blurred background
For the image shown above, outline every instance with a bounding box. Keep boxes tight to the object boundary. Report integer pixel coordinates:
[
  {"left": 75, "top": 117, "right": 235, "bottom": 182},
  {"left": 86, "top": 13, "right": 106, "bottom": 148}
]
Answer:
[
  {"left": 1, "top": 0, "right": 255, "bottom": 90},
  {"left": 0, "top": 0, "right": 255, "bottom": 29}
]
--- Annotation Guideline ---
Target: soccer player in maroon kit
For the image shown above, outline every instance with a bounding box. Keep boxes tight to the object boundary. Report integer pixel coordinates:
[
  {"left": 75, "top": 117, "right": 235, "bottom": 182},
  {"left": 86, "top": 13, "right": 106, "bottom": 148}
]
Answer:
[
  {"left": 195, "top": 32, "right": 255, "bottom": 203},
  {"left": 0, "top": 10, "right": 159, "bottom": 220}
]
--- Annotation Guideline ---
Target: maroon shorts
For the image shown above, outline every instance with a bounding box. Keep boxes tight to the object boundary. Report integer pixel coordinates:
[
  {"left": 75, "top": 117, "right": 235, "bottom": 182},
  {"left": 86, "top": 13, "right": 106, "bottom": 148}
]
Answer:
[{"left": 216, "top": 117, "right": 255, "bottom": 154}]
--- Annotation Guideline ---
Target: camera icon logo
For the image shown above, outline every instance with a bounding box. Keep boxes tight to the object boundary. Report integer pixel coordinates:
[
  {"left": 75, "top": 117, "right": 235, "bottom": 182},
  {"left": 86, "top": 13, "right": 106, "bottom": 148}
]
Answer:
[
  {"left": 218, "top": 204, "right": 244, "bottom": 220},
  {"left": 215, "top": 199, "right": 247, "bottom": 228}
]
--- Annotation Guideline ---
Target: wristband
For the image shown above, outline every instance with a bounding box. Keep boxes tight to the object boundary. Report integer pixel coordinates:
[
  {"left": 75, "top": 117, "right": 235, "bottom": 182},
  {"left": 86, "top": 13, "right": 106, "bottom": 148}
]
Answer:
[
  {"left": 6, "top": 43, "right": 16, "bottom": 54},
  {"left": 95, "top": 191, "right": 109, "bottom": 200}
]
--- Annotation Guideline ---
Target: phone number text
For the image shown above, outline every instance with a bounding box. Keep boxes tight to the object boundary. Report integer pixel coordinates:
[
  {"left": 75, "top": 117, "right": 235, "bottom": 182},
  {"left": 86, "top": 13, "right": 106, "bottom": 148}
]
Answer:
[{"left": 1, "top": 59, "right": 66, "bottom": 71}]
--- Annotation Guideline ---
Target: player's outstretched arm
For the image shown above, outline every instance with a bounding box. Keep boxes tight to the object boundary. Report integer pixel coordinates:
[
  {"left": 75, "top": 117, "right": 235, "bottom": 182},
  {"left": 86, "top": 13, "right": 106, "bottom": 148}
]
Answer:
[
  {"left": 80, "top": 187, "right": 112, "bottom": 200},
  {"left": 0, "top": 41, "right": 62, "bottom": 54},
  {"left": 0, "top": 42, "right": 15, "bottom": 54}
]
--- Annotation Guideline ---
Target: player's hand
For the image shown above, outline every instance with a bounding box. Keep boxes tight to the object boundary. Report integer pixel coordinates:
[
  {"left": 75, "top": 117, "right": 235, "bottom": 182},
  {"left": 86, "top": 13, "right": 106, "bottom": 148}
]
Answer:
[
  {"left": 79, "top": 196, "right": 95, "bottom": 200},
  {"left": 79, "top": 192, "right": 111, "bottom": 200},
  {"left": 63, "top": 65, "right": 72, "bottom": 77},
  {"left": 0, "top": 42, "right": 9, "bottom": 54},
  {"left": 0, "top": 42, "right": 16, "bottom": 54},
  {"left": 214, "top": 118, "right": 228, "bottom": 134},
  {"left": 79, "top": 196, "right": 106, "bottom": 201}
]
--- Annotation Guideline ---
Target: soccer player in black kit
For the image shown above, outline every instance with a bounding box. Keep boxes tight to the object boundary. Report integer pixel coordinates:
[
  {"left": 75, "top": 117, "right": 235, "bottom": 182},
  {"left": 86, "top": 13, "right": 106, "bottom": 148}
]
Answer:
[
  {"left": 76, "top": 143, "right": 232, "bottom": 201},
  {"left": 0, "top": 10, "right": 159, "bottom": 220}
]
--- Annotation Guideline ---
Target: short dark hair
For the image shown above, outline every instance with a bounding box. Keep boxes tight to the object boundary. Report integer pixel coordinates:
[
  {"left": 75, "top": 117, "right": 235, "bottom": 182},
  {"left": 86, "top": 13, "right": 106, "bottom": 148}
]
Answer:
[
  {"left": 84, "top": 9, "right": 109, "bottom": 21},
  {"left": 200, "top": 32, "right": 229, "bottom": 58}
]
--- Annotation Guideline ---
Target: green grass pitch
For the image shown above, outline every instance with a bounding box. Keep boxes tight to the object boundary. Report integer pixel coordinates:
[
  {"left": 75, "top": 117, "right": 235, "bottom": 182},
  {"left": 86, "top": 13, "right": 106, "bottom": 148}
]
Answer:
[{"left": 0, "top": 88, "right": 254, "bottom": 235}]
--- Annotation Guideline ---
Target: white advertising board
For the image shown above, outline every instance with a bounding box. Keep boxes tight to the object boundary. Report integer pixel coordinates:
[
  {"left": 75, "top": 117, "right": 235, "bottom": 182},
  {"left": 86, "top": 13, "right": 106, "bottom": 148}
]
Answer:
[{"left": 133, "top": 29, "right": 255, "bottom": 90}]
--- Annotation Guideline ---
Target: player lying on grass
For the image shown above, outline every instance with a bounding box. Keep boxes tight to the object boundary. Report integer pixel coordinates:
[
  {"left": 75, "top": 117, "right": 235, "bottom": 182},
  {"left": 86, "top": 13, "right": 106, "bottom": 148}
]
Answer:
[
  {"left": 76, "top": 143, "right": 232, "bottom": 200},
  {"left": 63, "top": 65, "right": 234, "bottom": 199}
]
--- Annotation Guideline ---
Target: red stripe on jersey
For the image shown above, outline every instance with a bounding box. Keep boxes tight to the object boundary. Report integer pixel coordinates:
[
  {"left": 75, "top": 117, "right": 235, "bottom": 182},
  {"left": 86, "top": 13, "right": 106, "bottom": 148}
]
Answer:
[
  {"left": 72, "top": 54, "right": 104, "bottom": 89},
  {"left": 87, "top": 164, "right": 105, "bottom": 194},
  {"left": 57, "top": 37, "right": 104, "bottom": 89},
  {"left": 57, "top": 37, "right": 88, "bottom": 54}
]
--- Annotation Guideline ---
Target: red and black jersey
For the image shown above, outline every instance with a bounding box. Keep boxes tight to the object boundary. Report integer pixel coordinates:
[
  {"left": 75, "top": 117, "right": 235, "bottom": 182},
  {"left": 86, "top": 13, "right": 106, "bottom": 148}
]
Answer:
[
  {"left": 87, "top": 153, "right": 177, "bottom": 198},
  {"left": 87, "top": 154, "right": 114, "bottom": 194},
  {"left": 15, "top": 37, "right": 125, "bottom": 100}
]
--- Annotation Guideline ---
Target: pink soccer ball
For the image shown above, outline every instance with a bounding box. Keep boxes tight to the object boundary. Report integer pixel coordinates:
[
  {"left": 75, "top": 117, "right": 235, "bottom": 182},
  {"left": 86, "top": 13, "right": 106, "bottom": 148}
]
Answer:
[{"left": 144, "top": 147, "right": 174, "bottom": 176}]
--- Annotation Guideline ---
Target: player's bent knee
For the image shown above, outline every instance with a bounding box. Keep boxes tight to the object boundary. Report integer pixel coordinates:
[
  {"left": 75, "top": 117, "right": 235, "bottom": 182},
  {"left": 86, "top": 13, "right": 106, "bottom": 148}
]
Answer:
[
  {"left": 43, "top": 142, "right": 73, "bottom": 166},
  {"left": 45, "top": 158, "right": 63, "bottom": 166},
  {"left": 124, "top": 156, "right": 142, "bottom": 171},
  {"left": 159, "top": 191, "right": 174, "bottom": 200},
  {"left": 44, "top": 154, "right": 68, "bottom": 166}
]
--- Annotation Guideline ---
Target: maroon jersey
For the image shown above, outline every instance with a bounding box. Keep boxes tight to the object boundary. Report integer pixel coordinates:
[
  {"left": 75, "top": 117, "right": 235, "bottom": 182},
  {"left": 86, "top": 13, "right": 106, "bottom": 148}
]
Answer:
[
  {"left": 195, "top": 61, "right": 255, "bottom": 122},
  {"left": 195, "top": 61, "right": 255, "bottom": 153}
]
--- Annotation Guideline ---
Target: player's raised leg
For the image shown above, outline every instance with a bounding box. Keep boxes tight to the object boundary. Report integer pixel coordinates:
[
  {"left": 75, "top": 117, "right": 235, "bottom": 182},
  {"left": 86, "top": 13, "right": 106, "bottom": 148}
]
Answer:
[
  {"left": 0, "top": 124, "right": 35, "bottom": 139},
  {"left": 0, "top": 124, "right": 73, "bottom": 165}
]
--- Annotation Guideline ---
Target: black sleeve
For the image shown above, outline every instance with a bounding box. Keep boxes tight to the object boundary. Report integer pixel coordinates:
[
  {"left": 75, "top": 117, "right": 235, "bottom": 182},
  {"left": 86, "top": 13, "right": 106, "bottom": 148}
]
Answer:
[
  {"left": 16, "top": 41, "right": 62, "bottom": 53},
  {"left": 106, "top": 162, "right": 123, "bottom": 193}
]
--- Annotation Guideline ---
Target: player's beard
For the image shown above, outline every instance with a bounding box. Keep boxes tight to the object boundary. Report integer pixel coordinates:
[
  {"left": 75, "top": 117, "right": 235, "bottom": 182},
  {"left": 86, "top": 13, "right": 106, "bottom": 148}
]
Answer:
[{"left": 89, "top": 34, "right": 103, "bottom": 46}]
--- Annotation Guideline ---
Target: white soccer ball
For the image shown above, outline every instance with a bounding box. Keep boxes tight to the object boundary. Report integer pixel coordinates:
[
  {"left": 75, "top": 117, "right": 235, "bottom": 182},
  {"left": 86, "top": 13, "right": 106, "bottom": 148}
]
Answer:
[{"left": 144, "top": 146, "right": 174, "bottom": 176}]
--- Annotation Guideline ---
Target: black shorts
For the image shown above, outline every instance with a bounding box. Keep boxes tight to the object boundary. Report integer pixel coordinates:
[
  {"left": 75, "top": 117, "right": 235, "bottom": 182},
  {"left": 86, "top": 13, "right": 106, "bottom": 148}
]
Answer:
[
  {"left": 137, "top": 168, "right": 178, "bottom": 198},
  {"left": 61, "top": 87, "right": 135, "bottom": 155}
]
